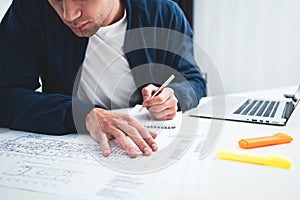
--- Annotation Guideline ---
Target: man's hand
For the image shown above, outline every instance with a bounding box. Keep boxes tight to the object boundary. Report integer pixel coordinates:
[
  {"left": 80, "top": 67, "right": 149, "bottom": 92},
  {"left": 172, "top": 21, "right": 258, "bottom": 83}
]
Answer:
[
  {"left": 142, "top": 84, "right": 178, "bottom": 120},
  {"left": 85, "top": 108, "right": 158, "bottom": 158}
]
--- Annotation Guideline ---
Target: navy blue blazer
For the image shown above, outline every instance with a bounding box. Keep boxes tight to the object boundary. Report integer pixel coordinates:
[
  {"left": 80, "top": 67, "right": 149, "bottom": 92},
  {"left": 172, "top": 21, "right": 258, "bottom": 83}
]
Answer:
[{"left": 0, "top": 0, "right": 206, "bottom": 134}]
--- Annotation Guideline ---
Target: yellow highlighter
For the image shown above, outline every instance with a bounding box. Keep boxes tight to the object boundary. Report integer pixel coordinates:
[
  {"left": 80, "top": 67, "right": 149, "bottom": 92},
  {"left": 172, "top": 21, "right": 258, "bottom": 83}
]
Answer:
[{"left": 217, "top": 149, "right": 292, "bottom": 169}]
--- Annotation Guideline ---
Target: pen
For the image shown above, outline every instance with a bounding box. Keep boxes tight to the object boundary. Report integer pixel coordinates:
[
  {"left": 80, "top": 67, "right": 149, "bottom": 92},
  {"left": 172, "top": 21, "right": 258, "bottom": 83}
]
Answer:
[
  {"left": 139, "top": 74, "right": 175, "bottom": 112},
  {"left": 217, "top": 149, "right": 292, "bottom": 169}
]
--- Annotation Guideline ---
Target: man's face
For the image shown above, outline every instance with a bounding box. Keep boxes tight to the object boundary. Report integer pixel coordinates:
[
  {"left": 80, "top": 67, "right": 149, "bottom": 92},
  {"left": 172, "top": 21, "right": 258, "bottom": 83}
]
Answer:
[{"left": 48, "top": 0, "right": 115, "bottom": 37}]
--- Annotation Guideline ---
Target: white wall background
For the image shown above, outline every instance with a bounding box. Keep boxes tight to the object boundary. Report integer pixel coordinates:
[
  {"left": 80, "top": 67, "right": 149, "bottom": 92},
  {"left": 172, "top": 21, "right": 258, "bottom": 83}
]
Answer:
[
  {"left": 194, "top": 0, "right": 300, "bottom": 94},
  {"left": 0, "top": 0, "right": 11, "bottom": 21}
]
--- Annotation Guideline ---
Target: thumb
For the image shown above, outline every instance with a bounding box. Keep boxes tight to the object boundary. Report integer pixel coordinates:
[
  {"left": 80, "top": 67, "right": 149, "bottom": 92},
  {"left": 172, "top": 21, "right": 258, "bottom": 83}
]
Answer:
[{"left": 141, "top": 84, "right": 158, "bottom": 102}]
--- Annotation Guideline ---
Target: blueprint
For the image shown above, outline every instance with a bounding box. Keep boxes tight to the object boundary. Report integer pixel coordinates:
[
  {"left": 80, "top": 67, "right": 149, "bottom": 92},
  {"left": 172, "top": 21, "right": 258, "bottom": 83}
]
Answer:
[{"left": 0, "top": 125, "right": 210, "bottom": 200}]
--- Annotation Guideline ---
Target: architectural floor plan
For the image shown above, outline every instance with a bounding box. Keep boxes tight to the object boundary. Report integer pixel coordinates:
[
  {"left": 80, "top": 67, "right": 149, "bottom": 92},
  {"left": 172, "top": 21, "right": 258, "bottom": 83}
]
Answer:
[{"left": 0, "top": 126, "right": 209, "bottom": 200}]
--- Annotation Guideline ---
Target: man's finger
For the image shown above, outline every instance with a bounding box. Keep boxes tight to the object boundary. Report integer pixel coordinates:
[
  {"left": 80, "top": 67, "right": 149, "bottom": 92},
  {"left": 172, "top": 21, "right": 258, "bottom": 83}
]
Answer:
[
  {"left": 110, "top": 127, "right": 140, "bottom": 158},
  {"left": 124, "top": 116, "right": 159, "bottom": 152},
  {"left": 97, "top": 132, "right": 111, "bottom": 157},
  {"left": 150, "top": 130, "right": 158, "bottom": 139},
  {"left": 151, "top": 107, "right": 178, "bottom": 120},
  {"left": 134, "top": 125, "right": 158, "bottom": 153},
  {"left": 146, "top": 87, "right": 174, "bottom": 106},
  {"left": 117, "top": 120, "right": 153, "bottom": 156},
  {"left": 141, "top": 84, "right": 158, "bottom": 102}
]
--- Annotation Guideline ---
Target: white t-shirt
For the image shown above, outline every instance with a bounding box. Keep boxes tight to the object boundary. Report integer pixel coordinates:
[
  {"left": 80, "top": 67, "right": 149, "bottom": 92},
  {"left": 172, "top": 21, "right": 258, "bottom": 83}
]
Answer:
[{"left": 77, "top": 11, "right": 137, "bottom": 109}]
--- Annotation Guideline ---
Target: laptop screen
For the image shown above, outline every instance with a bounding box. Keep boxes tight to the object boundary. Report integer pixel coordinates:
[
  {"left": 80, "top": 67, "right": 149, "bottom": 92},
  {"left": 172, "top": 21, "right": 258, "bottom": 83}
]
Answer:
[{"left": 293, "top": 84, "right": 300, "bottom": 102}]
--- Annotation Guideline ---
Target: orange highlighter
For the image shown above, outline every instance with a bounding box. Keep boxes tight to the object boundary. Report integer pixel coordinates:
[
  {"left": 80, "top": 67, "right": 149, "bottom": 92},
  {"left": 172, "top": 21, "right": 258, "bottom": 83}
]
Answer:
[{"left": 239, "top": 133, "right": 293, "bottom": 149}]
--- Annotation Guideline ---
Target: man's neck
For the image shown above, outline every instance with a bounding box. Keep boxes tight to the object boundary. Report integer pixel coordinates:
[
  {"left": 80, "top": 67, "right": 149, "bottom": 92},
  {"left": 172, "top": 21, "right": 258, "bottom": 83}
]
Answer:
[{"left": 103, "top": 0, "right": 124, "bottom": 26}]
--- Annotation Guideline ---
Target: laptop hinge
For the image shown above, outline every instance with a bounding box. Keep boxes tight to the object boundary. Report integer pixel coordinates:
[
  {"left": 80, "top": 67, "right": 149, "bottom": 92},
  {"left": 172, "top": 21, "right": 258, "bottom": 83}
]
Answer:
[{"left": 282, "top": 102, "right": 294, "bottom": 119}]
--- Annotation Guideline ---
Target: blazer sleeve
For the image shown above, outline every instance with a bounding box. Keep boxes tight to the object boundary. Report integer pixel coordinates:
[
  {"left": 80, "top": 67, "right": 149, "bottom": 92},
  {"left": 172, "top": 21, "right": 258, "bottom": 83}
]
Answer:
[
  {"left": 124, "top": 0, "right": 207, "bottom": 111},
  {"left": 167, "top": 3, "right": 207, "bottom": 111},
  {"left": 0, "top": 0, "right": 93, "bottom": 134}
]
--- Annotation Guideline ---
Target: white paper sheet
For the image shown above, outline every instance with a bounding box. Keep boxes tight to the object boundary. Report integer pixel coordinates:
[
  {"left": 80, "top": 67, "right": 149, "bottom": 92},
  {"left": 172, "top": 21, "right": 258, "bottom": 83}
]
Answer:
[{"left": 0, "top": 124, "right": 208, "bottom": 200}]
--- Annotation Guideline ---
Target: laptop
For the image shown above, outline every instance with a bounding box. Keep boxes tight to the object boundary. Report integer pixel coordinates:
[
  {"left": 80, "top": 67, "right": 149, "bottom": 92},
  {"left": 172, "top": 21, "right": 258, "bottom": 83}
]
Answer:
[{"left": 190, "top": 85, "right": 300, "bottom": 126}]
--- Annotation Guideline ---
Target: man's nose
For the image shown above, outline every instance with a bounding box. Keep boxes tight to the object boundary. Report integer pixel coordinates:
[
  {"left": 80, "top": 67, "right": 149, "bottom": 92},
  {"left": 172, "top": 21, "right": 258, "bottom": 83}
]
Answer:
[{"left": 62, "top": 1, "right": 81, "bottom": 22}]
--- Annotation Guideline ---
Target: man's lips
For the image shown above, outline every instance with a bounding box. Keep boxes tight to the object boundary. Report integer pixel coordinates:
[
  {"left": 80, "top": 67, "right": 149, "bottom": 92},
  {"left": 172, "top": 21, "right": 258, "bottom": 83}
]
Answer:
[{"left": 69, "top": 22, "right": 89, "bottom": 30}]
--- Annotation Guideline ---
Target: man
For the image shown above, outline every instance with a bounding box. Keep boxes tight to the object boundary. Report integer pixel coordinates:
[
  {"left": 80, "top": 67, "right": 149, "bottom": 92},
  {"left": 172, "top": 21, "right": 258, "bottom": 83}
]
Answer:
[{"left": 0, "top": 0, "right": 206, "bottom": 158}]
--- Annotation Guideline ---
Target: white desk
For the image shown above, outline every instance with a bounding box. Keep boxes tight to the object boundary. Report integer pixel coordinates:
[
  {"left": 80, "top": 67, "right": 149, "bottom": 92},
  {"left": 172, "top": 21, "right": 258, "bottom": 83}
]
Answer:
[
  {"left": 1, "top": 86, "right": 299, "bottom": 200},
  {"left": 198, "top": 86, "right": 300, "bottom": 200}
]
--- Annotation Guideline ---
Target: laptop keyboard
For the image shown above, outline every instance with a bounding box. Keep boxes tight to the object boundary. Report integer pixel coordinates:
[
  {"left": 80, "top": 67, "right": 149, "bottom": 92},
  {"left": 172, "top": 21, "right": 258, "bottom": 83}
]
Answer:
[{"left": 233, "top": 99, "right": 280, "bottom": 118}]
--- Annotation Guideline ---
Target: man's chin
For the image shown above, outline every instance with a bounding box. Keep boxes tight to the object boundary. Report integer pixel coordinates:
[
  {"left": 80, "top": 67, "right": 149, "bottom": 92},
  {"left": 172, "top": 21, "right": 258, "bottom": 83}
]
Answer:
[
  {"left": 70, "top": 26, "right": 98, "bottom": 37},
  {"left": 66, "top": 22, "right": 99, "bottom": 37},
  {"left": 72, "top": 30, "right": 95, "bottom": 38}
]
